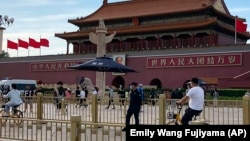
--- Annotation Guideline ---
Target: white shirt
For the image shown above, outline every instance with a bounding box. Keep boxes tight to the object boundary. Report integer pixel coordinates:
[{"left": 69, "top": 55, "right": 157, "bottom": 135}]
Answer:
[
  {"left": 186, "top": 86, "right": 204, "bottom": 110},
  {"left": 109, "top": 88, "right": 114, "bottom": 97},
  {"left": 3, "top": 89, "right": 23, "bottom": 105},
  {"left": 80, "top": 90, "right": 85, "bottom": 98},
  {"left": 92, "top": 90, "right": 97, "bottom": 95}
]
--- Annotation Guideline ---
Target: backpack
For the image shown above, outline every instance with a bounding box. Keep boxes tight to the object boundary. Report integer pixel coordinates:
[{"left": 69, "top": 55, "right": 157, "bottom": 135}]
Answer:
[
  {"left": 58, "top": 87, "right": 65, "bottom": 97},
  {"left": 75, "top": 89, "right": 80, "bottom": 97},
  {"left": 84, "top": 89, "right": 88, "bottom": 98}
]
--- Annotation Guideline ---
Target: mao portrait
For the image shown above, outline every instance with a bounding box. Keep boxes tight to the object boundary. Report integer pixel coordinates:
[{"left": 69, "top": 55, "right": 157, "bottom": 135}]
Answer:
[{"left": 113, "top": 54, "right": 126, "bottom": 75}]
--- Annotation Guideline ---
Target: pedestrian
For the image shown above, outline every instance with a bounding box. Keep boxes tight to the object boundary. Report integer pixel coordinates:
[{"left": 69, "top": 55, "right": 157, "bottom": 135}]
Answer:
[
  {"left": 106, "top": 86, "right": 115, "bottom": 109},
  {"left": 138, "top": 83, "right": 144, "bottom": 111},
  {"left": 65, "top": 88, "right": 72, "bottom": 102},
  {"left": 75, "top": 86, "right": 80, "bottom": 98},
  {"left": 75, "top": 86, "right": 81, "bottom": 108},
  {"left": 149, "top": 88, "right": 156, "bottom": 106},
  {"left": 176, "top": 77, "right": 204, "bottom": 125},
  {"left": 122, "top": 82, "right": 142, "bottom": 131},
  {"left": 23, "top": 85, "right": 35, "bottom": 113},
  {"left": 35, "top": 86, "right": 44, "bottom": 95},
  {"left": 79, "top": 87, "right": 87, "bottom": 108},
  {"left": 118, "top": 85, "right": 126, "bottom": 106},
  {"left": 54, "top": 81, "right": 65, "bottom": 112},
  {"left": 84, "top": 86, "right": 89, "bottom": 107},
  {"left": 186, "top": 83, "right": 191, "bottom": 95},
  {"left": 211, "top": 86, "right": 219, "bottom": 107}
]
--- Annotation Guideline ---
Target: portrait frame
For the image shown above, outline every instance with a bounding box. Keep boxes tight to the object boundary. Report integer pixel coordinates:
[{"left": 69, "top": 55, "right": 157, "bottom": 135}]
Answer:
[{"left": 112, "top": 54, "right": 126, "bottom": 75}]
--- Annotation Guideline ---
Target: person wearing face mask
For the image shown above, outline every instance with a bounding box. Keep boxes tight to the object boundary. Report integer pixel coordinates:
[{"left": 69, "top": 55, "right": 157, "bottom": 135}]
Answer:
[{"left": 122, "top": 82, "right": 142, "bottom": 131}]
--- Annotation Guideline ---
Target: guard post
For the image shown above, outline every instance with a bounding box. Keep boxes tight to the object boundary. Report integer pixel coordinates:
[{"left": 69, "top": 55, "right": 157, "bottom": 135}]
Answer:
[
  {"left": 159, "top": 94, "right": 166, "bottom": 124},
  {"left": 92, "top": 94, "right": 98, "bottom": 124},
  {"left": 70, "top": 115, "right": 81, "bottom": 141},
  {"left": 37, "top": 93, "right": 43, "bottom": 120},
  {"left": 243, "top": 91, "right": 250, "bottom": 124}
]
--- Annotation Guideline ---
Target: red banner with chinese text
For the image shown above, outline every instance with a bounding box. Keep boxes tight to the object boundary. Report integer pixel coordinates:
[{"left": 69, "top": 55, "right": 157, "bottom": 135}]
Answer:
[
  {"left": 30, "top": 60, "right": 88, "bottom": 72},
  {"left": 147, "top": 53, "right": 242, "bottom": 68}
]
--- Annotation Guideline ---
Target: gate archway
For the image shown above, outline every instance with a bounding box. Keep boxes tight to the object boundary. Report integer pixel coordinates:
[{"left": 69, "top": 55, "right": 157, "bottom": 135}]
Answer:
[
  {"left": 112, "top": 76, "right": 125, "bottom": 88},
  {"left": 149, "top": 78, "right": 162, "bottom": 88}
]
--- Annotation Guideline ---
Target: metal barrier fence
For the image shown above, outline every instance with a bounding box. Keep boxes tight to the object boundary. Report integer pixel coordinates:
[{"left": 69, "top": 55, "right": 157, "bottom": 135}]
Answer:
[
  {"left": 1, "top": 95, "right": 250, "bottom": 141},
  {"left": 0, "top": 116, "right": 125, "bottom": 141},
  {"left": 0, "top": 94, "right": 247, "bottom": 125},
  {"left": 165, "top": 99, "right": 243, "bottom": 125}
]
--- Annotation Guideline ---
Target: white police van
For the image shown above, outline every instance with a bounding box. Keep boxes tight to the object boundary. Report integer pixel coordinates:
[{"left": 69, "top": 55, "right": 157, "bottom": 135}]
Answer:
[{"left": 0, "top": 79, "right": 37, "bottom": 95}]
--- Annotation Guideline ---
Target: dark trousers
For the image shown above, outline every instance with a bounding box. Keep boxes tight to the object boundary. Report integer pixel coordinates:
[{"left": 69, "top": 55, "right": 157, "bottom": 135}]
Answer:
[
  {"left": 79, "top": 99, "right": 83, "bottom": 105},
  {"left": 79, "top": 98, "right": 87, "bottom": 107},
  {"left": 120, "top": 96, "right": 125, "bottom": 105},
  {"left": 56, "top": 100, "right": 61, "bottom": 109},
  {"left": 151, "top": 98, "right": 155, "bottom": 105},
  {"left": 107, "top": 97, "right": 114, "bottom": 106},
  {"left": 125, "top": 108, "right": 140, "bottom": 126},
  {"left": 181, "top": 107, "right": 202, "bottom": 125}
]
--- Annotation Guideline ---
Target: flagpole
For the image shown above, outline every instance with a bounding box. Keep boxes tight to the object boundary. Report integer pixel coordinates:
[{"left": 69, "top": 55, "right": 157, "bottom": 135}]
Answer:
[
  {"left": 6, "top": 38, "right": 8, "bottom": 54},
  {"left": 28, "top": 47, "right": 30, "bottom": 56},
  {"left": 40, "top": 35, "right": 41, "bottom": 56},
  {"left": 17, "top": 36, "right": 18, "bottom": 57},
  {"left": 235, "top": 15, "right": 237, "bottom": 45}
]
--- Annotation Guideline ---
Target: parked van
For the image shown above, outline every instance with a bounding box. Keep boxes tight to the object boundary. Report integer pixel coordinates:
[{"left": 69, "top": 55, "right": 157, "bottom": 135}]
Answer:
[{"left": 0, "top": 79, "right": 37, "bottom": 95}]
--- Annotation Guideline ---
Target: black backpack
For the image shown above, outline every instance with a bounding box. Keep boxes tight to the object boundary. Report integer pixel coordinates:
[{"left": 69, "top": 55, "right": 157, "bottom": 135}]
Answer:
[
  {"left": 75, "top": 89, "right": 80, "bottom": 97},
  {"left": 84, "top": 89, "right": 89, "bottom": 98},
  {"left": 58, "top": 87, "right": 65, "bottom": 97}
]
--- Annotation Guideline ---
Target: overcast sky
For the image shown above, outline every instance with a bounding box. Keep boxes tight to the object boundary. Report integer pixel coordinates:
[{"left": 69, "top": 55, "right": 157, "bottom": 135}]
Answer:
[{"left": 1, "top": 0, "right": 249, "bottom": 57}]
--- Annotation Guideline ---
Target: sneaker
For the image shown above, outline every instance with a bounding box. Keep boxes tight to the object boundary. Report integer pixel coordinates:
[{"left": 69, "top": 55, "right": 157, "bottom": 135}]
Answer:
[
  {"left": 112, "top": 107, "right": 115, "bottom": 109},
  {"left": 105, "top": 107, "right": 109, "bottom": 109}
]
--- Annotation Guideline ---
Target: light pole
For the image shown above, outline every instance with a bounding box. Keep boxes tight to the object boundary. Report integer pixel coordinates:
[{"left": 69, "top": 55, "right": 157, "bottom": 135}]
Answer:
[{"left": 0, "top": 15, "right": 14, "bottom": 54}]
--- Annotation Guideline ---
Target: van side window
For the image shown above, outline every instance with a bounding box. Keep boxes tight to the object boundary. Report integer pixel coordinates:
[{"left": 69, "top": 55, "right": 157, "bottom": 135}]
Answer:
[{"left": 14, "top": 84, "right": 36, "bottom": 91}]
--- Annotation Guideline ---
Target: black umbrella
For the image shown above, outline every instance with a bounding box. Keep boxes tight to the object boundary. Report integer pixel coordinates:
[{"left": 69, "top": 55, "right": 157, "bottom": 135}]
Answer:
[
  {"left": 68, "top": 56, "right": 137, "bottom": 122},
  {"left": 67, "top": 56, "right": 137, "bottom": 73}
]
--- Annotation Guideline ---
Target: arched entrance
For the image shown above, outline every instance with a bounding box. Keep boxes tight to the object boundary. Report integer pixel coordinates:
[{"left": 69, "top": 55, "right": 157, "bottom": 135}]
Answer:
[
  {"left": 112, "top": 76, "right": 125, "bottom": 88},
  {"left": 149, "top": 78, "right": 162, "bottom": 88},
  {"left": 183, "top": 80, "right": 190, "bottom": 89}
]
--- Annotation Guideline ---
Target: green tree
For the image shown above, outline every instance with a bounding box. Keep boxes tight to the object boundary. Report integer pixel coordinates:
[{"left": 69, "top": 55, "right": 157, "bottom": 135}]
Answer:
[{"left": 0, "top": 51, "right": 9, "bottom": 58}]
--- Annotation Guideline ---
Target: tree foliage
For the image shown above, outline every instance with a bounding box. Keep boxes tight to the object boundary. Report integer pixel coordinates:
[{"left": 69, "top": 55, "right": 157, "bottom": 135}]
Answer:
[{"left": 0, "top": 51, "right": 9, "bottom": 58}]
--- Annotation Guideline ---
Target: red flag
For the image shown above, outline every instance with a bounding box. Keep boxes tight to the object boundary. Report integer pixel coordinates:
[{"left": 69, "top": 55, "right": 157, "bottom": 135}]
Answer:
[
  {"left": 18, "top": 39, "right": 29, "bottom": 49},
  {"left": 7, "top": 40, "right": 18, "bottom": 50},
  {"left": 236, "top": 18, "right": 247, "bottom": 33},
  {"left": 29, "top": 38, "right": 40, "bottom": 48},
  {"left": 40, "top": 38, "right": 49, "bottom": 47}
]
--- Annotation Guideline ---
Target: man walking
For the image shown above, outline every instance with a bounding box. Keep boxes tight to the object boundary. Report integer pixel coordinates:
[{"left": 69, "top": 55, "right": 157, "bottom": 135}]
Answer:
[
  {"left": 106, "top": 86, "right": 115, "bottom": 109},
  {"left": 122, "top": 82, "right": 142, "bottom": 131}
]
